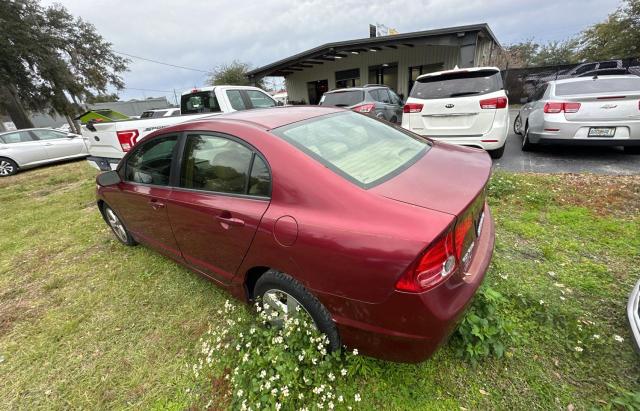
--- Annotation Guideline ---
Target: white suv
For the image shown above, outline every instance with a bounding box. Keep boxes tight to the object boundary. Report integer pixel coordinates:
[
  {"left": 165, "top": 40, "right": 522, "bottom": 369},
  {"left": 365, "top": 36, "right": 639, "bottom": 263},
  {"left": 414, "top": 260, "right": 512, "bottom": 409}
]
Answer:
[{"left": 401, "top": 67, "right": 509, "bottom": 158}]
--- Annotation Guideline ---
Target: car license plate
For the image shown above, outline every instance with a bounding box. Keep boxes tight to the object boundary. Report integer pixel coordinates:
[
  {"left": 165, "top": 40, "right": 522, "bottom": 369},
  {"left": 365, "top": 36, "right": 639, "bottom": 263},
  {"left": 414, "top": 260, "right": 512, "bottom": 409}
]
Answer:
[{"left": 588, "top": 127, "right": 615, "bottom": 137}]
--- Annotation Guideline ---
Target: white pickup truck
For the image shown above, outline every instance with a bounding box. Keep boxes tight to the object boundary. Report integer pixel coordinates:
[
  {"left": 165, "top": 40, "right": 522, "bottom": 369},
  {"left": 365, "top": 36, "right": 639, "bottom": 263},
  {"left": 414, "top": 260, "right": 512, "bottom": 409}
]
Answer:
[{"left": 84, "top": 85, "right": 279, "bottom": 170}]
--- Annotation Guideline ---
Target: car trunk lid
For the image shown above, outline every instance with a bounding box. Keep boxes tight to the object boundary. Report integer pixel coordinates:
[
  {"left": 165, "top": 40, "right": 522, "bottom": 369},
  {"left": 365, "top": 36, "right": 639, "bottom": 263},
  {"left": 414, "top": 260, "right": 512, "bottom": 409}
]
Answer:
[{"left": 560, "top": 93, "right": 640, "bottom": 122}]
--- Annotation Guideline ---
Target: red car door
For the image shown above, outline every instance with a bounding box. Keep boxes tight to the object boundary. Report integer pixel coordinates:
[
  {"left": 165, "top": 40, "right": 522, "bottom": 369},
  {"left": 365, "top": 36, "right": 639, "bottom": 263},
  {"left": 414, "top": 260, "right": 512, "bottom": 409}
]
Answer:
[
  {"left": 104, "top": 135, "right": 182, "bottom": 260},
  {"left": 167, "top": 133, "right": 271, "bottom": 284}
]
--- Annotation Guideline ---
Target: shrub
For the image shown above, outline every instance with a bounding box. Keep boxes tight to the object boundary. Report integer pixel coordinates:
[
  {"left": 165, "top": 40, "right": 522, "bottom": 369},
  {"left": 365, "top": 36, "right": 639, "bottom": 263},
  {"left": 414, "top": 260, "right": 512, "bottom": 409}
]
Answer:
[
  {"left": 192, "top": 300, "right": 361, "bottom": 410},
  {"left": 451, "top": 285, "right": 515, "bottom": 364}
]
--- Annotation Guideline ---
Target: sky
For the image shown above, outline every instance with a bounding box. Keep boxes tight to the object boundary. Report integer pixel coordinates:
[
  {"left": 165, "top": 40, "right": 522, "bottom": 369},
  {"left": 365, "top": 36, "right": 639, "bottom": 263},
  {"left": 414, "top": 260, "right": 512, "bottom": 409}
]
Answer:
[{"left": 41, "top": 0, "right": 621, "bottom": 104}]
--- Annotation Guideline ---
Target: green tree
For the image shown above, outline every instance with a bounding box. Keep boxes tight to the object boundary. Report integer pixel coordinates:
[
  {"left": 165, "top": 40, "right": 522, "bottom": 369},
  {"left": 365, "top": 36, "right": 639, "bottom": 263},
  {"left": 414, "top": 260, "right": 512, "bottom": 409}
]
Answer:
[
  {"left": 532, "top": 39, "right": 579, "bottom": 66},
  {"left": 86, "top": 93, "right": 120, "bottom": 104},
  {"left": 207, "top": 60, "right": 264, "bottom": 89},
  {"left": 578, "top": 0, "right": 640, "bottom": 60},
  {"left": 0, "top": 0, "right": 128, "bottom": 131}
]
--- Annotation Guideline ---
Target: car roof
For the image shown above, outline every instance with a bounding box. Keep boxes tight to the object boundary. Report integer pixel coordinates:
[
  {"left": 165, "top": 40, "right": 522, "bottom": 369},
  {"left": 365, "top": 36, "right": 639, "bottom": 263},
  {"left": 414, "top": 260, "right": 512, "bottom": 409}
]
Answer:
[
  {"left": 187, "top": 106, "right": 344, "bottom": 131},
  {"left": 325, "top": 87, "right": 383, "bottom": 93},
  {"left": 416, "top": 66, "right": 500, "bottom": 81},
  {"left": 180, "top": 85, "right": 268, "bottom": 95},
  {"left": 549, "top": 74, "right": 640, "bottom": 85}
]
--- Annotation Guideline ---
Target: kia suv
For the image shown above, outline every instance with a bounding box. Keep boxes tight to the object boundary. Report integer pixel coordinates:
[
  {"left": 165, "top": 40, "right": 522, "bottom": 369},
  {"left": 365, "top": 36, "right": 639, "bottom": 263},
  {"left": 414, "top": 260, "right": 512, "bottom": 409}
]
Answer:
[
  {"left": 402, "top": 67, "right": 509, "bottom": 159},
  {"left": 319, "top": 85, "right": 403, "bottom": 123}
]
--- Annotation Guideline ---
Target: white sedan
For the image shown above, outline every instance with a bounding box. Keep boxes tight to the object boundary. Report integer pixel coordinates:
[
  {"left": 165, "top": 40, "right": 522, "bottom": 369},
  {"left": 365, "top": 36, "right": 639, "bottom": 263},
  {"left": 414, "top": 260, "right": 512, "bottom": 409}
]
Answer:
[{"left": 0, "top": 128, "right": 89, "bottom": 176}]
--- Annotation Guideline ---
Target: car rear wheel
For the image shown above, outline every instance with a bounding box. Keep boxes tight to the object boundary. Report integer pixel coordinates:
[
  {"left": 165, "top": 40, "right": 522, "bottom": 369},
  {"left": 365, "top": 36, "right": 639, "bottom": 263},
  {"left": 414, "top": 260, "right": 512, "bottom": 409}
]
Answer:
[
  {"left": 488, "top": 144, "right": 505, "bottom": 159},
  {"left": 0, "top": 158, "right": 18, "bottom": 177},
  {"left": 102, "top": 204, "right": 137, "bottom": 246},
  {"left": 522, "top": 126, "right": 535, "bottom": 151},
  {"left": 255, "top": 270, "right": 341, "bottom": 352},
  {"left": 513, "top": 114, "right": 522, "bottom": 136}
]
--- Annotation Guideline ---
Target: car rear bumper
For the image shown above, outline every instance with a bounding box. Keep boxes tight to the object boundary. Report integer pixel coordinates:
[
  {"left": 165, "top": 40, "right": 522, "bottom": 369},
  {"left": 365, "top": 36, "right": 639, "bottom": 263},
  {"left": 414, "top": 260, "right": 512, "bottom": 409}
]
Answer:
[
  {"left": 414, "top": 124, "right": 508, "bottom": 151},
  {"left": 87, "top": 156, "right": 120, "bottom": 171},
  {"left": 316, "top": 204, "right": 495, "bottom": 363},
  {"left": 628, "top": 278, "right": 640, "bottom": 352},
  {"left": 529, "top": 119, "right": 640, "bottom": 146}
]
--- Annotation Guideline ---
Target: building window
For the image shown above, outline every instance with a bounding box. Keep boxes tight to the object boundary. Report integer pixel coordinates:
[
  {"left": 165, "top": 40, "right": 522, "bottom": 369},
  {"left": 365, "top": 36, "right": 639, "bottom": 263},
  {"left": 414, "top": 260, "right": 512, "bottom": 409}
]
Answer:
[
  {"left": 335, "top": 68, "right": 361, "bottom": 89},
  {"left": 368, "top": 63, "right": 398, "bottom": 91},
  {"left": 408, "top": 63, "right": 444, "bottom": 94}
]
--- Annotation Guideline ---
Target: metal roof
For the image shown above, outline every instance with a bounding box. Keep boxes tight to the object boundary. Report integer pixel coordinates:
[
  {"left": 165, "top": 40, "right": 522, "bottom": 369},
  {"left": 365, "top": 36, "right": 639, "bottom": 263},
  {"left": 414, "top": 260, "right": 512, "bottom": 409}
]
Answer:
[{"left": 247, "top": 23, "right": 501, "bottom": 78}]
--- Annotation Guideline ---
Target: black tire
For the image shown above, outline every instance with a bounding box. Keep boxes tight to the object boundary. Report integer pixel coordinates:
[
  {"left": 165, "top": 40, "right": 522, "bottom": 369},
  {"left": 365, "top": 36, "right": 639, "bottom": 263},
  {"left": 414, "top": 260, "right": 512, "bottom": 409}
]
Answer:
[
  {"left": 101, "top": 204, "right": 137, "bottom": 246},
  {"left": 624, "top": 146, "right": 640, "bottom": 154},
  {"left": 390, "top": 115, "right": 398, "bottom": 124},
  {"left": 522, "top": 125, "right": 535, "bottom": 152},
  {"left": 488, "top": 144, "right": 505, "bottom": 159},
  {"left": 255, "top": 270, "right": 341, "bottom": 352},
  {"left": 0, "top": 157, "right": 18, "bottom": 177},
  {"left": 513, "top": 114, "right": 522, "bottom": 136}
]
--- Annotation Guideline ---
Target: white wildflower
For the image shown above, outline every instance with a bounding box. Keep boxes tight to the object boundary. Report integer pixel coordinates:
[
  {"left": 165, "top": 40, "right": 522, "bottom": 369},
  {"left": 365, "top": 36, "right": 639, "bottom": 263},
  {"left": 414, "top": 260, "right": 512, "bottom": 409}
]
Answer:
[
  {"left": 340, "top": 368, "right": 347, "bottom": 376},
  {"left": 355, "top": 393, "right": 362, "bottom": 402},
  {"left": 574, "top": 346, "right": 583, "bottom": 352},
  {"left": 614, "top": 335, "right": 624, "bottom": 342}
]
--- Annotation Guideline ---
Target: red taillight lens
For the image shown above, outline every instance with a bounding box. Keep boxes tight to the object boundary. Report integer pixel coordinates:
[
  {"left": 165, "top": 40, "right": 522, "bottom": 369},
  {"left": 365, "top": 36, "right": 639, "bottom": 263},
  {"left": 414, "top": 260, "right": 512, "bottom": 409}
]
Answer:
[
  {"left": 116, "top": 129, "right": 139, "bottom": 152},
  {"left": 352, "top": 103, "right": 376, "bottom": 113},
  {"left": 395, "top": 226, "right": 457, "bottom": 293},
  {"left": 403, "top": 103, "right": 424, "bottom": 113},
  {"left": 479, "top": 97, "right": 507, "bottom": 109},
  {"left": 544, "top": 102, "right": 581, "bottom": 114}
]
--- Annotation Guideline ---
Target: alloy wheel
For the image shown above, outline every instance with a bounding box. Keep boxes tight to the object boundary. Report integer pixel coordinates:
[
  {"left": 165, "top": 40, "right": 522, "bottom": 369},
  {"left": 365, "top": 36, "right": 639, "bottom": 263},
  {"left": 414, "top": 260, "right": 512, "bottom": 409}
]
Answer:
[
  {"left": 0, "top": 160, "right": 15, "bottom": 176},
  {"left": 105, "top": 207, "right": 128, "bottom": 243},
  {"left": 262, "top": 289, "right": 313, "bottom": 328}
]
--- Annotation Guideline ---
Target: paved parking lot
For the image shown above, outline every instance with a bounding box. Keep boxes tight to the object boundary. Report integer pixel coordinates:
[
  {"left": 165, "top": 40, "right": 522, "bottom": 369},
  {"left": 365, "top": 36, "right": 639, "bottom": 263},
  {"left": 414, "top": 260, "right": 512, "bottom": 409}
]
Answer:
[{"left": 493, "top": 110, "right": 640, "bottom": 174}]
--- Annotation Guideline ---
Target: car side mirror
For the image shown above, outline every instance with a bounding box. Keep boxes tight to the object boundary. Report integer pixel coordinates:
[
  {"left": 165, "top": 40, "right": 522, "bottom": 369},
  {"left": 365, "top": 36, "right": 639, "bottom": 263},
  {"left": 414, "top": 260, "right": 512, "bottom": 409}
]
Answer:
[
  {"left": 276, "top": 101, "right": 284, "bottom": 106},
  {"left": 67, "top": 132, "right": 76, "bottom": 138},
  {"left": 96, "top": 170, "right": 121, "bottom": 187}
]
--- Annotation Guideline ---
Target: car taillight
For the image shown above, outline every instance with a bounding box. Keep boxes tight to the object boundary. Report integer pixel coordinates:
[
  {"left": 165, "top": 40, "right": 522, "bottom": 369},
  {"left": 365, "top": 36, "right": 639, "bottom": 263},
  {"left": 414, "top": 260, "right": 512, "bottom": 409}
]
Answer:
[
  {"left": 543, "top": 102, "right": 581, "bottom": 114},
  {"left": 352, "top": 103, "right": 375, "bottom": 113},
  {"left": 479, "top": 97, "right": 507, "bottom": 109},
  {"left": 403, "top": 103, "right": 424, "bottom": 113},
  {"left": 395, "top": 226, "right": 457, "bottom": 292},
  {"left": 116, "top": 130, "right": 139, "bottom": 152}
]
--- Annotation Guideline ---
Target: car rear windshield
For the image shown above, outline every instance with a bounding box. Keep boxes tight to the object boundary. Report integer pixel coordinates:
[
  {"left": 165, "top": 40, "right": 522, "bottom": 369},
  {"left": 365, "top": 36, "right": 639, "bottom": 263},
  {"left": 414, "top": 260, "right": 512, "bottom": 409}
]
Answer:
[
  {"left": 320, "top": 90, "right": 365, "bottom": 107},
  {"left": 555, "top": 77, "right": 640, "bottom": 96},
  {"left": 181, "top": 91, "right": 222, "bottom": 114},
  {"left": 272, "top": 112, "right": 429, "bottom": 187},
  {"left": 410, "top": 70, "right": 503, "bottom": 99}
]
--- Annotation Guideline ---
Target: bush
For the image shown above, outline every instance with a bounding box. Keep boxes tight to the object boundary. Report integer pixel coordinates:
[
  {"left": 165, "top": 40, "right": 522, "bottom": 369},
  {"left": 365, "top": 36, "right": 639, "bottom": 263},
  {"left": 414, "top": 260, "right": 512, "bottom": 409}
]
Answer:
[
  {"left": 451, "top": 285, "right": 515, "bottom": 364},
  {"left": 192, "top": 300, "right": 362, "bottom": 410}
]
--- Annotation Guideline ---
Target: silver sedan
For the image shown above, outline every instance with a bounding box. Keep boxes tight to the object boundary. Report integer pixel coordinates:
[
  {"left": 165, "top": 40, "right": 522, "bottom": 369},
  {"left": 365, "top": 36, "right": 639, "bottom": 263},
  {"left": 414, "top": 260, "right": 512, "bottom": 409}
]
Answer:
[
  {"left": 0, "top": 128, "right": 89, "bottom": 176},
  {"left": 514, "top": 75, "right": 640, "bottom": 153}
]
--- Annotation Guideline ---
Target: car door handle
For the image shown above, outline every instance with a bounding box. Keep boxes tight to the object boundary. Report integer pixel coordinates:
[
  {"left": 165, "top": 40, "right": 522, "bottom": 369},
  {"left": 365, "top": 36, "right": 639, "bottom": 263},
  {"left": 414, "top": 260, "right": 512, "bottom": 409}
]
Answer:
[
  {"left": 148, "top": 199, "right": 165, "bottom": 210},
  {"left": 216, "top": 214, "right": 245, "bottom": 227}
]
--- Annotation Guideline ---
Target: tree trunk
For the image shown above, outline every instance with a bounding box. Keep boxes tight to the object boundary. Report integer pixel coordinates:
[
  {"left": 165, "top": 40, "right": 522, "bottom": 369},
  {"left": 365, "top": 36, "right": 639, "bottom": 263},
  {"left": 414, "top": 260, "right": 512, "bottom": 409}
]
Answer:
[{"left": 0, "top": 84, "right": 34, "bottom": 129}]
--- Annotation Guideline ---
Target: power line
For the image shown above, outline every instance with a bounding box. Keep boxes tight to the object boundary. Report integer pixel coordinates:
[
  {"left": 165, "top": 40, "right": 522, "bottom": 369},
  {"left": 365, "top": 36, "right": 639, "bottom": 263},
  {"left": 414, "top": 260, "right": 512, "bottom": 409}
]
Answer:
[{"left": 114, "top": 50, "right": 211, "bottom": 73}]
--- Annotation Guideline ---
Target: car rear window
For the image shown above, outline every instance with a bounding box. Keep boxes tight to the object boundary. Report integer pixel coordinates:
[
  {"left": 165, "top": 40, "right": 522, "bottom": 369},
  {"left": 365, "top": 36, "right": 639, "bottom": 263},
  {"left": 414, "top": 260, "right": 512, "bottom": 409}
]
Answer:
[
  {"left": 320, "top": 90, "right": 365, "bottom": 107},
  {"left": 181, "top": 91, "right": 222, "bottom": 114},
  {"left": 555, "top": 77, "right": 640, "bottom": 96},
  {"left": 272, "top": 112, "right": 429, "bottom": 187},
  {"left": 410, "top": 70, "right": 503, "bottom": 99}
]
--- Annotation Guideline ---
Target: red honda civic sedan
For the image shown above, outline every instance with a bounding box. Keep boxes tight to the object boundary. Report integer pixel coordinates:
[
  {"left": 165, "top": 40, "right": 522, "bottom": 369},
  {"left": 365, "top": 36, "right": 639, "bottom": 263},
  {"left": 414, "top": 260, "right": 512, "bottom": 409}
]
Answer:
[{"left": 95, "top": 106, "right": 495, "bottom": 363}]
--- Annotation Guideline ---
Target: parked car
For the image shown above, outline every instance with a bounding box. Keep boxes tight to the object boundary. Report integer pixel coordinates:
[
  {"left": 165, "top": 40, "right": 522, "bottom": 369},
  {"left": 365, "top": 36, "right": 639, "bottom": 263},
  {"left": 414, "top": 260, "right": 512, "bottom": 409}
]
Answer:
[
  {"left": 95, "top": 106, "right": 495, "bottom": 363},
  {"left": 83, "top": 85, "right": 278, "bottom": 171},
  {"left": 0, "top": 128, "right": 88, "bottom": 176},
  {"left": 319, "top": 85, "right": 403, "bottom": 123},
  {"left": 629, "top": 278, "right": 640, "bottom": 352},
  {"left": 401, "top": 67, "right": 509, "bottom": 159},
  {"left": 140, "top": 108, "right": 181, "bottom": 118},
  {"left": 514, "top": 75, "right": 640, "bottom": 153}
]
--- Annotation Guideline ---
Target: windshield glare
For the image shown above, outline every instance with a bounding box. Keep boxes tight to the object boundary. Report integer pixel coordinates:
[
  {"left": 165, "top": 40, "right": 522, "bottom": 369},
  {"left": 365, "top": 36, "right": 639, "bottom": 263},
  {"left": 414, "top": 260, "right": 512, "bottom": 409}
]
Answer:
[
  {"left": 272, "top": 112, "right": 429, "bottom": 187},
  {"left": 410, "top": 70, "right": 502, "bottom": 99}
]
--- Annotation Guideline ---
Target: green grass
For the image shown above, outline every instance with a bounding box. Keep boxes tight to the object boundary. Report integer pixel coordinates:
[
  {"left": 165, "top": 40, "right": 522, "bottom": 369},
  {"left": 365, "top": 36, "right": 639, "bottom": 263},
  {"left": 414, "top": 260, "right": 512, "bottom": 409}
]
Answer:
[{"left": 0, "top": 161, "right": 639, "bottom": 410}]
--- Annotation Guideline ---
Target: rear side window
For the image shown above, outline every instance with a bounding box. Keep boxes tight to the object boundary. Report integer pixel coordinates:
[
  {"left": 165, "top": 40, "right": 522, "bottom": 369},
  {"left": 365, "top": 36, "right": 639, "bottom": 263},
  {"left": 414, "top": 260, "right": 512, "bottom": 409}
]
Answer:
[
  {"left": 320, "top": 90, "right": 365, "bottom": 107},
  {"left": 245, "top": 90, "right": 276, "bottom": 108},
  {"left": 180, "top": 134, "right": 270, "bottom": 196},
  {"left": 1, "top": 131, "right": 35, "bottom": 144},
  {"left": 125, "top": 135, "right": 178, "bottom": 186},
  {"left": 410, "top": 70, "right": 503, "bottom": 99},
  {"left": 227, "top": 90, "right": 247, "bottom": 110},
  {"left": 555, "top": 78, "right": 640, "bottom": 96},
  {"left": 32, "top": 129, "right": 66, "bottom": 140},
  {"left": 181, "top": 91, "right": 222, "bottom": 114},
  {"left": 272, "top": 111, "right": 428, "bottom": 187}
]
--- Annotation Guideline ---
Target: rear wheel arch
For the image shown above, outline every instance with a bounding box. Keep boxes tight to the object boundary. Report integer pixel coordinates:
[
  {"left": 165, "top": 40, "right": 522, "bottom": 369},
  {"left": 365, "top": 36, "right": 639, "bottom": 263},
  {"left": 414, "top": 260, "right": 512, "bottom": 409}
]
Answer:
[
  {"left": 0, "top": 156, "right": 19, "bottom": 176},
  {"left": 244, "top": 266, "right": 272, "bottom": 300}
]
